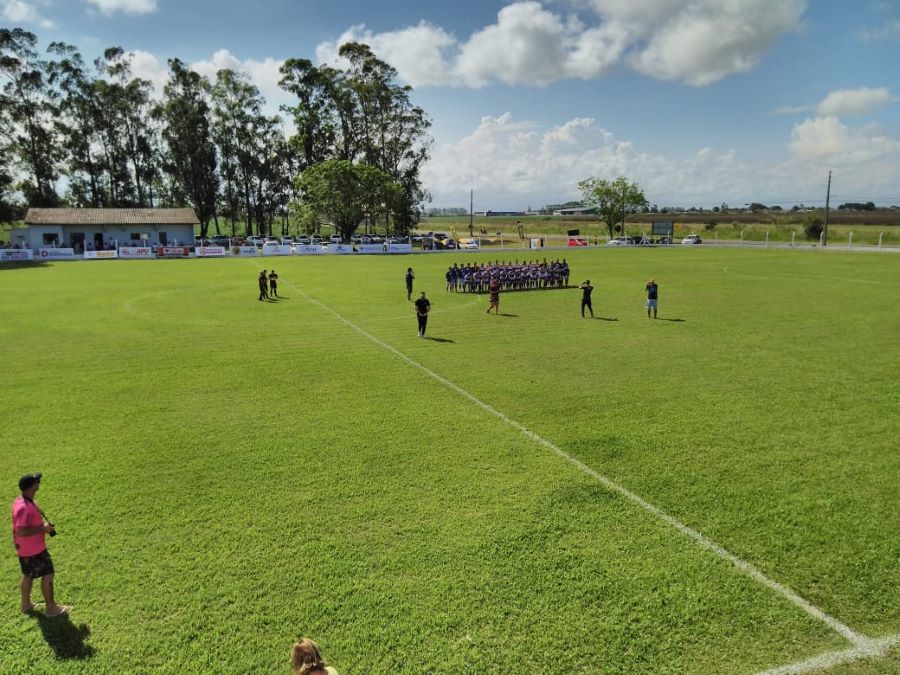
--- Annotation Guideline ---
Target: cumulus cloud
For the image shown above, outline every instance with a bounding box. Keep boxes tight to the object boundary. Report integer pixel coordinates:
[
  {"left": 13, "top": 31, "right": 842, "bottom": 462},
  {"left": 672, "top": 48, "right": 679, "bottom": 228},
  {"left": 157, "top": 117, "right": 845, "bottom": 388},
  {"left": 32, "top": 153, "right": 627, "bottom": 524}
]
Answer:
[
  {"left": 859, "top": 20, "right": 900, "bottom": 41},
  {"left": 316, "top": 0, "right": 806, "bottom": 88},
  {"left": 190, "top": 49, "right": 286, "bottom": 109},
  {"left": 84, "top": 0, "right": 157, "bottom": 15},
  {"left": 422, "top": 111, "right": 900, "bottom": 209},
  {"left": 816, "top": 87, "right": 891, "bottom": 117},
  {"left": 1, "top": 0, "right": 55, "bottom": 28}
]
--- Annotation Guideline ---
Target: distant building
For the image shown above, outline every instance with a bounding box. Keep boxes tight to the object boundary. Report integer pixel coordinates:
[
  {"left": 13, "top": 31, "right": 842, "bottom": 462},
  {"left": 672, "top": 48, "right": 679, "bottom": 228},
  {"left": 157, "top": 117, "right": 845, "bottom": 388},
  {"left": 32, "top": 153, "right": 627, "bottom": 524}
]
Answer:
[
  {"left": 552, "top": 206, "right": 597, "bottom": 216},
  {"left": 13, "top": 208, "right": 199, "bottom": 251},
  {"left": 475, "top": 210, "right": 527, "bottom": 217}
]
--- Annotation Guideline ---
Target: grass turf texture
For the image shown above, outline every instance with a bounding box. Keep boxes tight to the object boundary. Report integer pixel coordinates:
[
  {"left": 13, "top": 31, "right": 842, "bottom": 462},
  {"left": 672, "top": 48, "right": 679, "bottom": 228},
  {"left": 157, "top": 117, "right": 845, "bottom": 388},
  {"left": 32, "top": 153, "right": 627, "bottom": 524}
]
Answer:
[{"left": 1, "top": 248, "right": 897, "bottom": 673}]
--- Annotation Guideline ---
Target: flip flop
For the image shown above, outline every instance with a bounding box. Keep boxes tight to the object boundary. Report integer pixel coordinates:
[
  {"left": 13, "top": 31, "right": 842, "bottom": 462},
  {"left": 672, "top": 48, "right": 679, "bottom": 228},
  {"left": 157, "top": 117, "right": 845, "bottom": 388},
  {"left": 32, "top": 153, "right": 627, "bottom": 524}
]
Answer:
[{"left": 45, "top": 605, "right": 71, "bottom": 618}]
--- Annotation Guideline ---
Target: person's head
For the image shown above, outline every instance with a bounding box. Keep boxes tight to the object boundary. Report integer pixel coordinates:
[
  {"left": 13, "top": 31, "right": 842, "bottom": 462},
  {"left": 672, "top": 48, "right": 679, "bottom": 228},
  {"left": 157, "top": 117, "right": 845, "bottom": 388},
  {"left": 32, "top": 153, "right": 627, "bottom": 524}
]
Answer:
[
  {"left": 407, "top": 267, "right": 412, "bottom": 272},
  {"left": 585, "top": 280, "right": 590, "bottom": 285},
  {"left": 291, "top": 638, "right": 327, "bottom": 675},
  {"left": 420, "top": 291, "right": 426, "bottom": 298},
  {"left": 19, "top": 472, "right": 41, "bottom": 498}
]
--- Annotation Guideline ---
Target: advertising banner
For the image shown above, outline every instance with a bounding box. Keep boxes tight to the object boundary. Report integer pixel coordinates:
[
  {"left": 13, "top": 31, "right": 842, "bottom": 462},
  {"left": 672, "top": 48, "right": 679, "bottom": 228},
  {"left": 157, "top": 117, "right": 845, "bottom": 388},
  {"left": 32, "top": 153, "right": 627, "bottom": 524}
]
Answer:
[
  {"left": 158, "top": 246, "right": 191, "bottom": 258},
  {"left": 196, "top": 246, "right": 226, "bottom": 257},
  {"left": 0, "top": 249, "right": 34, "bottom": 262},
  {"left": 295, "top": 245, "right": 323, "bottom": 255},
  {"left": 262, "top": 244, "right": 292, "bottom": 256},
  {"left": 357, "top": 244, "right": 385, "bottom": 254},
  {"left": 530, "top": 238, "right": 541, "bottom": 249},
  {"left": 325, "top": 244, "right": 354, "bottom": 254},
  {"left": 386, "top": 243, "right": 413, "bottom": 254},
  {"left": 84, "top": 250, "right": 118, "bottom": 259},
  {"left": 567, "top": 238, "right": 588, "bottom": 247},
  {"left": 118, "top": 246, "right": 154, "bottom": 259},
  {"left": 231, "top": 246, "right": 258, "bottom": 257},
  {"left": 38, "top": 247, "right": 76, "bottom": 260}
]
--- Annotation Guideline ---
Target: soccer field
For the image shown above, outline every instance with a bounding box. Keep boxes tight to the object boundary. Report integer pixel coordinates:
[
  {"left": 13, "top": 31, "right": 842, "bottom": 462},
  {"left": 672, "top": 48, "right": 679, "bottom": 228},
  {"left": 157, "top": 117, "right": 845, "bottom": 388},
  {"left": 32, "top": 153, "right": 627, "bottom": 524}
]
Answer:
[{"left": 1, "top": 248, "right": 898, "bottom": 674}]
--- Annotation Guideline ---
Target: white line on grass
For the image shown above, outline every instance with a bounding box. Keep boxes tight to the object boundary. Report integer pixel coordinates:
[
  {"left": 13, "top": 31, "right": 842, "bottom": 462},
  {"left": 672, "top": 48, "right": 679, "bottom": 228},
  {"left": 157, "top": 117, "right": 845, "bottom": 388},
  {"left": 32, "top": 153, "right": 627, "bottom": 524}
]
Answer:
[
  {"left": 757, "top": 633, "right": 900, "bottom": 675},
  {"left": 263, "top": 266, "right": 897, "bottom": 670},
  {"left": 267, "top": 271, "right": 866, "bottom": 648}
]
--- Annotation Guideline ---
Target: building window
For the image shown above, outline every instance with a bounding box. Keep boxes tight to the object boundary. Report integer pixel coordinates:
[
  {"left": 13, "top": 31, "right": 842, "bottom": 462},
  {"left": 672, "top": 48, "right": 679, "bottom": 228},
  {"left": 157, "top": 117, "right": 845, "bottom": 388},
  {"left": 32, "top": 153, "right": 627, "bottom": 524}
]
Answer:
[{"left": 42, "top": 233, "right": 59, "bottom": 246}]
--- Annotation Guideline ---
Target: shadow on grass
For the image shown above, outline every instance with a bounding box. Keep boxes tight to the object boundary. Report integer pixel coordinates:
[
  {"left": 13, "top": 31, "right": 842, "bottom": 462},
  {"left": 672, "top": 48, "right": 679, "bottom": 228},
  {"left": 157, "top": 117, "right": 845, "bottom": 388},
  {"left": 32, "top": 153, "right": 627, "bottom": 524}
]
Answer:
[
  {"left": 593, "top": 317, "right": 618, "bottom": 321},
  {"left": 424, "top": 336, "right": 455, "bottom": 343},
  {"left": 32, "top": 612, "right": 94, "bottom": 661},
  {"left": 657, "top": 318, "right": 685, "bottom": 322},
  {"left": 490, "top": 313, "right": 518, "bottom": 317},
  {"left": 0, "top": 261, "right": 50, "bottom": 271}
]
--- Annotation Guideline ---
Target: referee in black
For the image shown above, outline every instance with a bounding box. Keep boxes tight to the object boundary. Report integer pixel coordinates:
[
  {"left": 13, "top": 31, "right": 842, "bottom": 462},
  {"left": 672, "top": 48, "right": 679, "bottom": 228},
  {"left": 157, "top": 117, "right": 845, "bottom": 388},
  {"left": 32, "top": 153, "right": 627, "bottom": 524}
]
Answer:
[
  {"left": 415, "top": 291, "right": 431, "bottom": 337},
  {"left": 579, "top": 280, "right": 594, "bottom": 318}
]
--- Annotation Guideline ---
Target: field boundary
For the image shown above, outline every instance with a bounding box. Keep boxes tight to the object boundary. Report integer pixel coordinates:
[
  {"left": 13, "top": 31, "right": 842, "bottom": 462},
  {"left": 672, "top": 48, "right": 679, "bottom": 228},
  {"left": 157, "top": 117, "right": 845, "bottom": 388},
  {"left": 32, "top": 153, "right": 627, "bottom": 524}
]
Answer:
[{"left": 265, "top": 264, "right": 893, "bottom": 673}]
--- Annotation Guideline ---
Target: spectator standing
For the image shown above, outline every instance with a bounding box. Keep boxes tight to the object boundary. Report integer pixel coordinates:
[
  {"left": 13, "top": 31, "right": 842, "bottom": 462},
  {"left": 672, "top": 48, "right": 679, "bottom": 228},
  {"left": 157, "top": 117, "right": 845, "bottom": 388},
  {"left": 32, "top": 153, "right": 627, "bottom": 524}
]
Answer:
[
  {"left": 414, "top": 292, "right": 431, "bottom": 337},
  {"left": 269, "top": 270, "right": 279, "bottom": 297},
  {"left": 646, "top": 278, "right": 659, "bottom": 319},
  {"left": 12, "top": 473, "right": 69, "bottom": 617}
]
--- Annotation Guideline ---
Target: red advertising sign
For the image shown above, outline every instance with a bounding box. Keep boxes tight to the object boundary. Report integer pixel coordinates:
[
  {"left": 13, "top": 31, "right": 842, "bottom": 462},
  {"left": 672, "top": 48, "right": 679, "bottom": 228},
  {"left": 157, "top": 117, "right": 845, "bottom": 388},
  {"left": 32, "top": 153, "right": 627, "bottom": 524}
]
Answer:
[
  {"left": 567, "top": 238, "right": 588, "bottom": 247},
  {"left": 158, "top": 246, "right": 191, "bottom": 258}
]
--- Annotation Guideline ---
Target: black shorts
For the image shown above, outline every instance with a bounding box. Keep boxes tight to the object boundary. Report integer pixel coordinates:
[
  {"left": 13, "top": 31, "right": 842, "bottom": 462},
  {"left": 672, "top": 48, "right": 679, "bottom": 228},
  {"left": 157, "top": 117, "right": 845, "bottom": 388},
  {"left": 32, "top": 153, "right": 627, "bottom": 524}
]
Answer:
[{"left": 18, "top": 549, "right": 55, "bottom": 578}]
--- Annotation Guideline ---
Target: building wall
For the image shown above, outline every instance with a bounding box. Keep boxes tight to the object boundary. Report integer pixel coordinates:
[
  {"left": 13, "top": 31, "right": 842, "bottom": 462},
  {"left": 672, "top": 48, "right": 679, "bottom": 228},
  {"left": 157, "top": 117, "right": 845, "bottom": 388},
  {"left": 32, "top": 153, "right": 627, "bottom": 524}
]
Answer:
[{"left": 18, "top": 223, "right": 195, "bottom": 250}]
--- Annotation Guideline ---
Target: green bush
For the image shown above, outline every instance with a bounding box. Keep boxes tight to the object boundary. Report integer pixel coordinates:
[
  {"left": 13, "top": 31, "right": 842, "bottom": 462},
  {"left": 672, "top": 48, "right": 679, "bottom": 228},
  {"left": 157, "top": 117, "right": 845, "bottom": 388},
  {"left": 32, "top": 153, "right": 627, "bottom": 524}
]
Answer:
[{"left": 804, "top": 216, "right": 824, "bottom": 240}]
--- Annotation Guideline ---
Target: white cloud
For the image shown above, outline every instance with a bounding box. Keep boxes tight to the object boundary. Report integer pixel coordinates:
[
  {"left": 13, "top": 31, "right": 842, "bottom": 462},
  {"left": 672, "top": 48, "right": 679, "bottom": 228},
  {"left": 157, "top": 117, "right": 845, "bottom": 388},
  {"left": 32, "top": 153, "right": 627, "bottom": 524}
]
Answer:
[
  {"left": 1, "top": 0, "right": 55, "bottom": 28},
  {"left": 859, "top": 19, "right": 900, "bottom": 41},
  {"left": 816, "top": 87, "right": 891, "bottom": 117},
  {"left": 125, "top": 49, "right": 169, "bottom": 95},
  {"left": 190, "top": 49, "right": 286, "bottom": 110},
  {"left": 84, "top": 0, "right": 157, "bottom": 15},
  {"left": 316, "top": 0, "right": 806, "bottom": 88},
  {"left": 422, "top": 111, "right": 900, "bottom": 209}
]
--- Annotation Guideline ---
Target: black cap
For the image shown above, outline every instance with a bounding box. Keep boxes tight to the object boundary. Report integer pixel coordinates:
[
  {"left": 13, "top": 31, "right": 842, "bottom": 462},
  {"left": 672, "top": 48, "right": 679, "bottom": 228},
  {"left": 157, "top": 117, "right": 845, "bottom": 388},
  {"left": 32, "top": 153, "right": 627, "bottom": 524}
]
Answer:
[{"left": 18, "top": 473, "right": 42, "bottom": 491}]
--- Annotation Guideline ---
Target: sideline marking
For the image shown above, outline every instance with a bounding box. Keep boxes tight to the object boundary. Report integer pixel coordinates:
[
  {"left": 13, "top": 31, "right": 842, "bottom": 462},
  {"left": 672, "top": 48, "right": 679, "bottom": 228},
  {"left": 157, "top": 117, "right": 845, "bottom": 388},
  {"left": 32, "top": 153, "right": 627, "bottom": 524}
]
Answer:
[
  {"left": 267, "top": 266, "right": 868, "bottom": 649},
  {"left": 758, "top": 633, "right": 900, "bottom": 675}
]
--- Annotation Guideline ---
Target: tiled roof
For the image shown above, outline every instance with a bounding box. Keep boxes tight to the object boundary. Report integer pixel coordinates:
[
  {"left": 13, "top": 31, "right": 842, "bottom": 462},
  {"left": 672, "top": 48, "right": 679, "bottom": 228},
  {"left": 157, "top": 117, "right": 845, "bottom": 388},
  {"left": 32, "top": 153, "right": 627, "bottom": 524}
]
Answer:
[{"left": 25, "top": 208, "right": 199, "bottom": 225}]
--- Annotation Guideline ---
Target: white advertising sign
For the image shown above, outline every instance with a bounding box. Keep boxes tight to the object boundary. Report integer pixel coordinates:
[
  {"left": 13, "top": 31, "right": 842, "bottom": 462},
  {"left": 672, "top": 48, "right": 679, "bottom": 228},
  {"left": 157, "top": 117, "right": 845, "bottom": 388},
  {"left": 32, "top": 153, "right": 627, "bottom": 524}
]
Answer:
[
  {"left": 262, "top": 244, "right": 292, "bottom": 256},
  {"left": 196, "top": 246, "right": 226, "bottom": 257},
  {"left": 530, "top": 238, "right": 541, "bottom": 249},
  {"left": 357, "top": 244, "right": 385, "bottom": 254},
  {"left": 295, "top": 245, "right": 323, "bottom": 255},
  {"left": 0, "top": 249, "right": 34, "bottom": 262},
  {"left": 231, "top": 246, "right": 258, "bottom": 256},
  {"left": 325, "top": 244, "right": 354, "bottom": 254},
  {"left": 84, "top": 250, "right": 118, "bottom": 259},
  {"left": 38, "top": 247, "right": 76, "bottom": 260},
  {"left": 118, "top": 246, "right": 154, "bottom": 259},
  {"left": 386, "top": 243, "right": 413, "bottom": 254}
]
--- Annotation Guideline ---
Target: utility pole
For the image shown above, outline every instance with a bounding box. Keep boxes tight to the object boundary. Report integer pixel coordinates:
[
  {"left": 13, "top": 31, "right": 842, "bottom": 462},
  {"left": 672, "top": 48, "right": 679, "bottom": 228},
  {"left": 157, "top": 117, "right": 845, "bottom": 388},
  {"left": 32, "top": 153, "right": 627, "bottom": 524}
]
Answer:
[
  {"left": 621, "top": 182, "right": 626, "bottom": 236},
  {"left": 469, "top": 189, "right": 474, "bottom": 237},
  {"left": 823, "top": 170, "right": 832, "bottom": 247}
]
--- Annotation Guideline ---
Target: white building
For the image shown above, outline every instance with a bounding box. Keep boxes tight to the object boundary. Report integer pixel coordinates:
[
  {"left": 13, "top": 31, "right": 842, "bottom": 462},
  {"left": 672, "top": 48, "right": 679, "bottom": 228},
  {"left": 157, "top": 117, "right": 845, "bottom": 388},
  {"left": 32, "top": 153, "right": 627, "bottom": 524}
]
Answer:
[{"left": 12, "top": 208, "right": 199, "bottom": 252}]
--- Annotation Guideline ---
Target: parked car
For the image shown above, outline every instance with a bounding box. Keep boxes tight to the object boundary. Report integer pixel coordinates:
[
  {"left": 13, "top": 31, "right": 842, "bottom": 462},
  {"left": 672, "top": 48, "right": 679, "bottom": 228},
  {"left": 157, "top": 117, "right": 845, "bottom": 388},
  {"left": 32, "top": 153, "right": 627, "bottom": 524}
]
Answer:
[
  {"left": 295, "top": 236, "right": 311, "bottom": 245},
  {"left": 329, "top": 235, "right": 342, "bottom": 244},
  {"left": 606, "top": 237, "right": 631, "bottom": 246},
  {"left": 211, "top": 235, "right": 230, "bottom": 246},
  {"left": 681, "top": 234, "right": 702, "bottom": 245},
  {"left": 248, "top": 235, "right": 266, "bottom": 247},
  {"left": 263, "top": 237, "right": 279, "bottom": 246},
  {"left": 310, "top": 235, "right": 323, "bottom": 245},
  {"left": 281, "top": 236, "right": 295, "bottom": 245},
  {"left": 460, "top": 239, "right": 480, "bottom": 250}
]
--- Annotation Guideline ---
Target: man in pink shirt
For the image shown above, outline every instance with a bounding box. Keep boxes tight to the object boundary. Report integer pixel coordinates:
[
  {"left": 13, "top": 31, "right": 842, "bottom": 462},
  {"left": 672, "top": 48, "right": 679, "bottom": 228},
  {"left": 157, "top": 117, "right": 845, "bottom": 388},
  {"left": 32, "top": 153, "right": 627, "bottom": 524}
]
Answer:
[{"left": 12, "top": 473, "right": 69, "bottom": 617}]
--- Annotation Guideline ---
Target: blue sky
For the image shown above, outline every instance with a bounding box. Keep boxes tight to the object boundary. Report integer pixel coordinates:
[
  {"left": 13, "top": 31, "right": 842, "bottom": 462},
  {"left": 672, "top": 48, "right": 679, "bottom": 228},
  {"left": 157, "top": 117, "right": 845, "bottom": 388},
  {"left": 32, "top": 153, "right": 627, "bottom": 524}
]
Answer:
[{"left": 4, "top": 0, "right": 900, "bottom": 210}]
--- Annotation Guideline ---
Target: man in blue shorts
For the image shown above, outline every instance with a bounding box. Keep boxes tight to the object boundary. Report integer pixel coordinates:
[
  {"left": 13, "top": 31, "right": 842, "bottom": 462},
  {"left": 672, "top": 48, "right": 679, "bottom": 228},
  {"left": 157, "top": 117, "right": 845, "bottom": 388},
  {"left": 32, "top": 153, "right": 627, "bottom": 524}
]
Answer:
[{"left": 646, "top": 278, "right": 658, "bottom": 318}]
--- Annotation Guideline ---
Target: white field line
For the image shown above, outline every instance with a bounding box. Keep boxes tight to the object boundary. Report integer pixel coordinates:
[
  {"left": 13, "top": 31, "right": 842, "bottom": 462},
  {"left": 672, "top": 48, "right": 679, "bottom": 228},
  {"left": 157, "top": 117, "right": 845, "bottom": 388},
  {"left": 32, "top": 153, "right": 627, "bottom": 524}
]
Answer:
[
  {"left": 758, "top": 633, "right": 900, "bottom": 675},
  {"left": 265, "top": 270, "right": 869, "bottom": 650}
]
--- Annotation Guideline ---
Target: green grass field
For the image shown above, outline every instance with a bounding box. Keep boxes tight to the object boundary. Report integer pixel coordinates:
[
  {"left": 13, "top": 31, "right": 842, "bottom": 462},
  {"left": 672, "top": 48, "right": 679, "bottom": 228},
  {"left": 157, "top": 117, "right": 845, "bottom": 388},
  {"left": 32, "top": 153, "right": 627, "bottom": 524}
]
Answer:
[{"left": 1, "top": 248, "right": 898, "bottom": 674}]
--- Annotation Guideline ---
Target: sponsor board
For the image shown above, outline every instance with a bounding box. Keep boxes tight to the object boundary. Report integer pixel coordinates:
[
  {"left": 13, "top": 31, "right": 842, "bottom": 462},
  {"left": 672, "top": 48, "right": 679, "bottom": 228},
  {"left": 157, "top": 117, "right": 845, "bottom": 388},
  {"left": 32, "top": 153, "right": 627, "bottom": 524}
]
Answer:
[
  {"left": 530, "top": 238, "right": 542, "bottom": 249},
  {"left": 84, "top": 250, "right": 118, "bottom": 259},
  {"left": 357, "top": 244, "right": 385, "bottom": 254},
  {"left": 567, "top": 237, "right": 588, "bottom": 247},
  {"left": 0, "top": 249, "right": 34, "bottom": 262},
  {"left": 118, "top": 246, "right": 154, "bottom": 259},
  {"left": 158, "top": 246, "right": 191, "bottom": 258},
  {"left": 196, "top": 246, "right": 226, "bottom": 257},
  {"left": 262, "top": 244, "right": 292, "bottom": 256},
  {"left": 39, "top": 247, "right": 76, "bottom": 260},
  {"left": 325, "top": 244, "right": 354, "bottom": 254},
  {"left": 231, "top": 246, "right": 258, "bottom": 256},
  {"left": 386, "top": 243, "right": 413, "bottom": 254},
  {"left": 295, "top": 245, "right": 324, "bottom": 255}
]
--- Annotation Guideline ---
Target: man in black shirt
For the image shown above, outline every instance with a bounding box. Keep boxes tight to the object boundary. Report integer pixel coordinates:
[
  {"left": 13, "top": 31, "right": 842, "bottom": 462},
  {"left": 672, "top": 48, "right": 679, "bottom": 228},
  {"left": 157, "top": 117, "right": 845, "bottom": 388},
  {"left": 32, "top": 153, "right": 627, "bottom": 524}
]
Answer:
[
  {"left": 646, "top": 278, "right": 658, "bottom": 319},
  {"left": 405, "top": 267, "right": 415, "bottom": 301},
  {"left": 580, "top": 280, "right": 594, "bottom": 318},
  {"left": 414, "top": 292, "right": 431, "bottom": 337}
]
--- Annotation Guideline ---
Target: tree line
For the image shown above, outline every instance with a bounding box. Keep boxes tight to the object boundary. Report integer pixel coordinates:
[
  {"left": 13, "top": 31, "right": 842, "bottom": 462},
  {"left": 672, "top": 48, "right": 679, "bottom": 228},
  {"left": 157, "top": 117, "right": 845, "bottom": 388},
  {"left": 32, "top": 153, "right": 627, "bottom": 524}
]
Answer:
[{"left": 0, "top": 28, "right": 432, "bottom": 238}]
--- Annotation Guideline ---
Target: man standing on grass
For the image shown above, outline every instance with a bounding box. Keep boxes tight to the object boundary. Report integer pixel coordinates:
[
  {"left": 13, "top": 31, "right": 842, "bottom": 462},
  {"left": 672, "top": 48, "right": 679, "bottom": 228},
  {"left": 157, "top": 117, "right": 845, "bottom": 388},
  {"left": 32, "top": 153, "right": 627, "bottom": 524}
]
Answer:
[
  {"left": 646, "top": 278, "right": 659, "bottom": 319},
  {"left": 12, "top": 473, "right": 70, "bottom": 617},
  {"left": 405, "top": 267, "right": 415, "bottom": 301},
  {"left": 258, "top": 270, "right": 269, "bottom": 301},
  {"left": 580, "top": 280, "right": 594, "bottom": 318},
  {"left": 415, "top": 291, "right": 431, "bottom": 337},
  {"left": 487, "top": 277, "right": 500, "bottom": 314}
]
